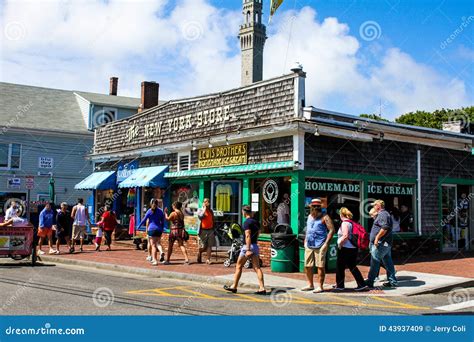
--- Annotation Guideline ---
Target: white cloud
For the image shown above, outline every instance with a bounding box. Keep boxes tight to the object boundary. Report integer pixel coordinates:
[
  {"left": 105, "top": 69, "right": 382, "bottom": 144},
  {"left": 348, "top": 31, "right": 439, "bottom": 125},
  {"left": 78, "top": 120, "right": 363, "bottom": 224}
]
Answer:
[{"left": 0, "top": 0, "right": 471, "bottom": 118}]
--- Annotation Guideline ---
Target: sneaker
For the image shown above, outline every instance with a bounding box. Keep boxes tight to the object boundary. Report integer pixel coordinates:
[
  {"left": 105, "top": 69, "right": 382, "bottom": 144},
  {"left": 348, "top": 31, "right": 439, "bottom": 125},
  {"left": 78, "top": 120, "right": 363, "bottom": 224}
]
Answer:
[
  {"left": 313, "top": 287, "right": 324, "bottom": 293},
  {"left": 38, "top": 250, "right": 45, "bottom": 255},
  {"left": 54, "top": 250, "right": 60, "bottom": 255},
  {"left": 355, "top": 285, "right": 369, "bottom": 292},
  {"left": 151, "top": 261, "right": 158, "bottom": 266},
  {"left": 163, "top": 261, "right": 170, "bottom": 265},
  {"left": 69, "top": 247, "right": 75, "bottom": 254},
  {"left": 146, "top": 256, "right": 152, "bottom": 262},
  {"left": 159, "top": 253, "right": 165, "bottom": 263},
  {"left": 383, "top": 282, "right": 397, "bottom": 288},
  {"left": 301, "top": 286, "right": 315, "bottom": 292},
  {"left": 332, "top": 287, "right": 345, "bottom": 291},
  {"left": 49, "top": 249, "right": 56, "bottom": 255}
]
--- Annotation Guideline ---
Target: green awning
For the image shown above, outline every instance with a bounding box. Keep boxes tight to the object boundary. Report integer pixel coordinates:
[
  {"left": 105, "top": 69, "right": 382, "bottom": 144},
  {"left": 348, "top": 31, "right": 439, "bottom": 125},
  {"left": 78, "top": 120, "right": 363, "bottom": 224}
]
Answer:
[{"left": 164, "top": 160, "right": 296, "bottom": 178}]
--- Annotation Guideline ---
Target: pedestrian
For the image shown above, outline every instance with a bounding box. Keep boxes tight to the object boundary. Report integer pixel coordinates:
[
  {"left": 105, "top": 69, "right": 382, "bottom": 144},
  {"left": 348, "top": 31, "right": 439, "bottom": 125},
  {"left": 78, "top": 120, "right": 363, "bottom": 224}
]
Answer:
[
  {"left": 71, "top": 198, "right": 91, "bottom": 253},
  {"left": 38, "top": 202, "right": 57, "bottom": 255},
  {"left": 97, "top": 205, "right": 117, "bottom": 251},
  {"left": 139, "top": 199, "right": 165, "bottom": 266},
  {"left": 5, "top": 201, "right": 19, "bottom": 220},
  {"left": 224, "top": 205, "right": 266, "bottom": 295},
  {"left": 197, "top": 198, "right": 215, "bottom": 264},
  {"left": 301, "top": 198, "right": 335, "bottom": 293},
  {"left": 334, "top": 207, "right": 368, "bottom": 291},
  {"left": 391, "top": 207, "right": 401, "bottom": 233},
  {"left": 94, "top": 221, "right": 103, "bottom": 251},
  {"left": 56, "top": 202, "right": 72, "bottom": 254},
  {"left": 164, "top": 201, "right": 190, "bottom": 265},
  {"left": 366, "top": 200, "right": 398, "bottom": 288}
]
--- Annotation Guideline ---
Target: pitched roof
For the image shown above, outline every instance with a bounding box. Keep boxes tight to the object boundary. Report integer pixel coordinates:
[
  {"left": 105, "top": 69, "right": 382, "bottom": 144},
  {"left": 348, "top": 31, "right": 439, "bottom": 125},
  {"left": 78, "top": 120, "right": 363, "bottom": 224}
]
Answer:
[
  {"left": 74, "top": 91, "right": 141, "bottom": 109},
  {"left": 0, "top": 82, "right": 89, "bottom": 134}
]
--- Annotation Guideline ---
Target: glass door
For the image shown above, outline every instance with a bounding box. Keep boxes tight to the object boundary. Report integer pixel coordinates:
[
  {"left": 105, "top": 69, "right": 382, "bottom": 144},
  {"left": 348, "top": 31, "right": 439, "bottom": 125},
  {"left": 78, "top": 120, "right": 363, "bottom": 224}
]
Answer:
[
  {"left": 441, "top": 185, "right": 457, "bottom": 251},
  {"left": 211, "top": 180, "right": 242, "bottom": 247}
]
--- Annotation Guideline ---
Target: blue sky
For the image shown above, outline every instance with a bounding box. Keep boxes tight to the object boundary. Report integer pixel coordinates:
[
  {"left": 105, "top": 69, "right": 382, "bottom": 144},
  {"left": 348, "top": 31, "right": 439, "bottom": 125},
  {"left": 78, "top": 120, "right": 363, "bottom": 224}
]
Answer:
[{"left": 1, "top": 0, "right": 473, "bottom": 119}]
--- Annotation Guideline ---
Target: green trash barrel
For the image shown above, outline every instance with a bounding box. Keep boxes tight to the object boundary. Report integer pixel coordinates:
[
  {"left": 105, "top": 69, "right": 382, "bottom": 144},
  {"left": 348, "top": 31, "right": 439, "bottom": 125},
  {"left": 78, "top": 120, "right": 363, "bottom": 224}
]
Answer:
[
  {"left": 326, "top": 235, "right": 338, "bottom": 272},
  {"left": 298, "top": 234, "right": 306, "bottom": 273},
  {"left": 270, "top": 225, "right": 296, "bottom": 273}
]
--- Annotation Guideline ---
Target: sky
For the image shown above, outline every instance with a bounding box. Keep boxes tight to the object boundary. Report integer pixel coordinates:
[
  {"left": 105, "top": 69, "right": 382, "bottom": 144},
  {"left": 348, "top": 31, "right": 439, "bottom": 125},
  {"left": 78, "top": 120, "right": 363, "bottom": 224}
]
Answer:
[{"left": 0, "top": 0, "right": 473, "bottom": 119}]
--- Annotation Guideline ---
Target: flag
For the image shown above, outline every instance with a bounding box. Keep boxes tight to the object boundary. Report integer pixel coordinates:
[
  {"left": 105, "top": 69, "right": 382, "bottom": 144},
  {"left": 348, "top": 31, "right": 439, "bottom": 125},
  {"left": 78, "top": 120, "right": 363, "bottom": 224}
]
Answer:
[{"left": 270, "top": 0, "right": 284, "bottom": 17}]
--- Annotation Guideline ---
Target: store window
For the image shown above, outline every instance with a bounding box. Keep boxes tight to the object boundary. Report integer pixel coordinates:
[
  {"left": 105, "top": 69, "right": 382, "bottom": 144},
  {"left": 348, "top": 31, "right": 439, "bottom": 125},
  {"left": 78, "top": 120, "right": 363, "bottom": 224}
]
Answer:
[
  {"left": 305, "top": 178, "right": 362, "bottom": 230},
  {"left": 0, "top": 143, "right": 21, "bottom": 169},
  {"left": 95, "top": 189, "right": 115, "bottom": 221},
  {"left": 211, "top": 180, "right": 241, "bottom": 231},
  {"left": 367, "top": 182, "right": 416, "bottom": 233},
  {"left": 250, "top": 177, "right": 291, "bottom": 233},
  {"left": 142, "top": 187, "right": 165, "bottom": 213},
  {"left": 171, "top": 183, "right": 199, "bottom": 231}
]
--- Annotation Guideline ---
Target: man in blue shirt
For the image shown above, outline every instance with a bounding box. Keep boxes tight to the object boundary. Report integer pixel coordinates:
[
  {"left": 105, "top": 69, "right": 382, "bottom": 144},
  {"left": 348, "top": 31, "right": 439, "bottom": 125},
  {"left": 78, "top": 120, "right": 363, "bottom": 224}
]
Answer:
[{"left": 366, "top": 200, "right": 398, "bottom": 288}]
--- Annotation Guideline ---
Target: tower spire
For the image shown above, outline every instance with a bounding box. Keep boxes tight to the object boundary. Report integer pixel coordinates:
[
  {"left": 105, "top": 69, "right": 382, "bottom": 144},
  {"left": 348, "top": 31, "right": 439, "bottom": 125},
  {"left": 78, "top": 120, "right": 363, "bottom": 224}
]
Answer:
[{"left": 239, "top": 0, "right": 267, "bottom": 86}]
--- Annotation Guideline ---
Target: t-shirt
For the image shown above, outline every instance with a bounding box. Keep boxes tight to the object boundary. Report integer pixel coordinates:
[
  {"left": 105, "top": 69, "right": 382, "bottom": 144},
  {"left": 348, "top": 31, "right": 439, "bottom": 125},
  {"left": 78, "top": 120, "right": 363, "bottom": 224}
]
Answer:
[
  {"left": 39, "top": 208, "right": 56, "bottom": 228},
  {"left": 370, "top": 209, "right": 393, "bottom": 244},
  {"left": 57, "top": 211, "right": 72, "bottom": 232},
  {"left": 5, "top": 207, "right": 18, "bottom": 220},
  {"left": 200, "top": 208, "right": 214, "bottom": 230},
  {"left": 215, "top": 184, "right": 233, "bottom": 212},
  {"left": 138, "top": 208, "right": 164, "bottom": 232},
  {"left": 101, "top": 211, "right": 118, "bottom": 231},
  {"left": 243, "top": 218, "right": 260, "bottom": 244}
]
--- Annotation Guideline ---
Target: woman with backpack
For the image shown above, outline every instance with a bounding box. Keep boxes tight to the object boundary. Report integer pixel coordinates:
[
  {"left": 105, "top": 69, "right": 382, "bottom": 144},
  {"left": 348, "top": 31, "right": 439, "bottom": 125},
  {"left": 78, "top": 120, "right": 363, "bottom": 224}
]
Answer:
[{"left": 334, "top": 207, "right": 368, "bottom": 291}]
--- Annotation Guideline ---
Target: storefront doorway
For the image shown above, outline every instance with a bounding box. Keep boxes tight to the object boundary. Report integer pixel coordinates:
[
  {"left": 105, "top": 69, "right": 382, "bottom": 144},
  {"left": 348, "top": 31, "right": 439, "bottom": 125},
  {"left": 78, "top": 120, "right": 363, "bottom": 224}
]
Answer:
[
  {"left": 211, "top": 180, "right": 241, "bottom": 245},
  {"left": 441, "top": 184, "right": 471, "bottom": 251}
]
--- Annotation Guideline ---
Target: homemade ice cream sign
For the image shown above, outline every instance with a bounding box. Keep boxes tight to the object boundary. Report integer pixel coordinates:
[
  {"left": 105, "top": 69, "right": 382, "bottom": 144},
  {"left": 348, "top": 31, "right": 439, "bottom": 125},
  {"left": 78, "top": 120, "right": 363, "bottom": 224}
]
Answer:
[
  {"left": 198, "top": 143, "right": 247, "bottom": 168},
  {"left": 305, "top": 181, "right": 414, "bottom": 195}
]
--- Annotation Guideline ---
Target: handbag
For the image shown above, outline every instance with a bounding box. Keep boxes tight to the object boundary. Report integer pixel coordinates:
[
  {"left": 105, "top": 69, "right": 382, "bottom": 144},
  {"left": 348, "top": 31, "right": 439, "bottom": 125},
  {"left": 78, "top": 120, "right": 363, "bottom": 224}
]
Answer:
[{"left": 183, "top": 229, "right": 190, "bottom": 242}]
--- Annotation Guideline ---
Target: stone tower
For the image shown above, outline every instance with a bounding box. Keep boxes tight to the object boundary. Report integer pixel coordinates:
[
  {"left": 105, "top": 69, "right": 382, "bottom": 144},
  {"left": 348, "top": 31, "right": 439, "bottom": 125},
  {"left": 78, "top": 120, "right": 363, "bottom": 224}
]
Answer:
[{"left": 239, "top": 0, "right": 267, "bottom": 86}]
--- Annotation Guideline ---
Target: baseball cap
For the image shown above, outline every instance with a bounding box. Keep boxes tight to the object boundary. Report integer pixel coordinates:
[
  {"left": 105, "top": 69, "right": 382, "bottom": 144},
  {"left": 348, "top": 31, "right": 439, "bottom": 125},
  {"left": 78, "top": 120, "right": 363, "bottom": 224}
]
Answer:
[{"left": 309, "top": 198, "right": 322, "bottom": 207}]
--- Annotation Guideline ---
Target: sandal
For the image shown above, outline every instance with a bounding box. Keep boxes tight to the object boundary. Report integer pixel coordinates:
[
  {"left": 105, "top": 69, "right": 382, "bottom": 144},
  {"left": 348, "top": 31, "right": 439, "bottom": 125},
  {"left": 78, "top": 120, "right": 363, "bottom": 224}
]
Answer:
[
  {"left": 206, "top": 259, "right": 212, "bottom": 265},
  {"left": 313, "top": 287, "right": 324, "bottom": 293},
  {"left": 301, "top": 286, "right": 315, "bottom": 292},
  {"left": 223, "top": 285, "right": 237, "bottom": 294}
]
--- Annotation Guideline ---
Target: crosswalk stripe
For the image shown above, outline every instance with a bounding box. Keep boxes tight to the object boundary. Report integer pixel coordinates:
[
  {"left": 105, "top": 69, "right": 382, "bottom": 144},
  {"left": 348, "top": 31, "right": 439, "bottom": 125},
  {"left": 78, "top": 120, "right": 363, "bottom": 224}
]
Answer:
[{"left": 435, "top": 300, "right": 474, "bottom": 312}]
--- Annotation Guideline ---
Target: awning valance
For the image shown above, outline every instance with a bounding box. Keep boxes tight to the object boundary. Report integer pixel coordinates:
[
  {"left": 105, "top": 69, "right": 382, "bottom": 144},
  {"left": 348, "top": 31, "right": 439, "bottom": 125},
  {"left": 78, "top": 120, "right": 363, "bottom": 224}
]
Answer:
[
  {"left": 164, "top": 161, "right": 296, "bottom": 178},
  {"left": 118, "top": 166, "right": 168, "bottom": 188},
  {"left": 74, "top": 171, "right": 116, "bottom": 190}
]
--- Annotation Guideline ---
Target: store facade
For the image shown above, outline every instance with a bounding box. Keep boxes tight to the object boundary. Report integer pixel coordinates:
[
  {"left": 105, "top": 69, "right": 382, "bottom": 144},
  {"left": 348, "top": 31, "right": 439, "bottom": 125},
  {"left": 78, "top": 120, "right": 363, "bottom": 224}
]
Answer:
[{"left": 78, "top": 69, "right": 474, "bottom": 265}]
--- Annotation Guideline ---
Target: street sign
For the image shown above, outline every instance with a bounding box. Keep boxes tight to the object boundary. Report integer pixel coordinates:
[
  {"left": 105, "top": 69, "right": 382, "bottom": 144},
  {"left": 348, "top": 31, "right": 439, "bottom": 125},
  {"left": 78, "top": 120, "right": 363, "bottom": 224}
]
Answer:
[
  {"left": 25, "top": 176, "right": 34, "bottom": 190},
  {"left": 7, "top": 178, "right": 21, "bottom": 189}
]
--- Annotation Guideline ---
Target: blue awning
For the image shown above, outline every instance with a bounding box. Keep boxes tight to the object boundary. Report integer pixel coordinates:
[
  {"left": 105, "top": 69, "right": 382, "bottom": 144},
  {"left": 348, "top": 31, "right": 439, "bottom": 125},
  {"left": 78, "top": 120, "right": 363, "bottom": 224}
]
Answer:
[
  {"left": 75, "top": 171, "right": 116, "bottom": 190},
  {"left": 118, "top": 166, "right": 168, "bottom": 188}
]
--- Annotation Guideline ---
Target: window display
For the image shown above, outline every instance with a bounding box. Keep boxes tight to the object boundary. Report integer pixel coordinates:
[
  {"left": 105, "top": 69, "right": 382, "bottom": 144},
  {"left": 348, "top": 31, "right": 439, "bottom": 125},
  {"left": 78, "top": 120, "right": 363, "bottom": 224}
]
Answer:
[
  {"left": 367, "top": 182, "right": 416, "bottom": 233},
  {"left": 171, "top": 183, "right": 199, "bottom": 231},
  {"left": 211, "top": 181, "right": 241, "bottom": 233},
  {"left": 250, "top": 177, "right": 291, "bottom": 233}
]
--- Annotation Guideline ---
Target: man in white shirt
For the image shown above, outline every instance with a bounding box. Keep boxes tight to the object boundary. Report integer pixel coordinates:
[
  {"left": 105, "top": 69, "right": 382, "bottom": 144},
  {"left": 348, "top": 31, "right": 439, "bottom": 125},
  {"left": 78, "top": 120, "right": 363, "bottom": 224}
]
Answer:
[{"left": 5, "top": 201, "right": 19, "bottom": 220}]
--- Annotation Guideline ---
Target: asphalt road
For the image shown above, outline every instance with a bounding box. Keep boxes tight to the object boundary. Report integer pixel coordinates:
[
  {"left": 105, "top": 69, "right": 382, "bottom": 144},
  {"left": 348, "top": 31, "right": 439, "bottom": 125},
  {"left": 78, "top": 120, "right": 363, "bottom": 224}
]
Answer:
[{"left": 0, "top": 261, "right": 472, "bottom": 316}]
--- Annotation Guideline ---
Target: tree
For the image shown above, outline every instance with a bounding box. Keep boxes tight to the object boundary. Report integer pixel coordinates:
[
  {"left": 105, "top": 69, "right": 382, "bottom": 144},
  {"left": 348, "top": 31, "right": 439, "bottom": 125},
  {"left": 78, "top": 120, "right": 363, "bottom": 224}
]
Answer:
[
  {"left": 359, "top": 114, "right": 390, "bottom": 122},
  {"left": 395, "top": 107, "right": 474, "bottom": 129}
]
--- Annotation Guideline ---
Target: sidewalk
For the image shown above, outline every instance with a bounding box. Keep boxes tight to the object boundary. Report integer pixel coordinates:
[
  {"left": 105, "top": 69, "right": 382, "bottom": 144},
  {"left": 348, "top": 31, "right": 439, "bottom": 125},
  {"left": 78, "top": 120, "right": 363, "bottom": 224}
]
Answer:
[{"left": 39, "top": 242, "right": 474, "bottom": 296}]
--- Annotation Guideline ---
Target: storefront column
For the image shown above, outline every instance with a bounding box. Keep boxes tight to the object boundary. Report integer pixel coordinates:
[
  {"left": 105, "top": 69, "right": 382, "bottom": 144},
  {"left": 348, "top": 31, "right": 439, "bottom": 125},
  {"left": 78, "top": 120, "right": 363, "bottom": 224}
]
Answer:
[
  {"left": 198, "top": 180, "right": 210, "bottom": 206},
  {"left": 135, "top": 187, "right": 141, "bottom": 228},
  {"left": 242, "top": 178, "right": 250, "bottom": 206},
  {"left": 291, "top": 171, "right": 305, "bottom": 234},
  {"left": 362, "top": 180, "right": 369, "bottom": 229}
]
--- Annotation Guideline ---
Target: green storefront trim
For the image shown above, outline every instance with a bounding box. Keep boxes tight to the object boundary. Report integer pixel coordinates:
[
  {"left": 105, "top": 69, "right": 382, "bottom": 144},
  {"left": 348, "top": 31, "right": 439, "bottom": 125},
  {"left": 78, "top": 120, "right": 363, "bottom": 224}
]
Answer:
[{"left": 437, "top": 177, "right": 474, "bottom": 251}]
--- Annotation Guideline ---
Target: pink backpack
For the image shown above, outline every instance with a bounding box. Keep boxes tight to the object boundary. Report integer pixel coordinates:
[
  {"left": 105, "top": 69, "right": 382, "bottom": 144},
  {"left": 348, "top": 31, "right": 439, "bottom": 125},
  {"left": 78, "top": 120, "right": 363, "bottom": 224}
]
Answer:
[{"left": 343, "top": 219, "right": 369, "bottom": 250}]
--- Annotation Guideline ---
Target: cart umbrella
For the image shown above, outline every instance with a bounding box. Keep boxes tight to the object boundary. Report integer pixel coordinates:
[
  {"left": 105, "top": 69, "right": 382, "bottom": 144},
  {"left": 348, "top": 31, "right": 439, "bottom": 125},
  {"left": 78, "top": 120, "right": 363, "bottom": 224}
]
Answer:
[{"left": 49, "top": 177, "right": 55, "bottom": 203}]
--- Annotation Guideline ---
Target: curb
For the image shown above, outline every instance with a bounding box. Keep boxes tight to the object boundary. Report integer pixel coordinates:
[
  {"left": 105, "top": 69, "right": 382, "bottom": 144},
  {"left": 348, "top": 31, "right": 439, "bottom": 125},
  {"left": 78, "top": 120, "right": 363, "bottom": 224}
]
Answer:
[
  {"left": 405, "top": 280, "right": 474, "bottom": 296},
  {"left": 39, "top": 255, "right": 258, "bottom": 290}
]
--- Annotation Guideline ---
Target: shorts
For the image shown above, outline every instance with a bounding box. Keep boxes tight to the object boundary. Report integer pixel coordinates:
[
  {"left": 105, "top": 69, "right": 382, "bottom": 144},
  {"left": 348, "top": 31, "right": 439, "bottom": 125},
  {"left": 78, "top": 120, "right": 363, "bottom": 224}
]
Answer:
[
  {"left": 239, "top": 243, "right": 260, "bottom": 258},
  {"left": 56, "top": 228, "right": 71, "bottom": 239},
  {"left": 147, "top": 229, "right": 163, "bottom": 238},
  {"left": 38, "top": 227, "right": 52, "bottom": 238},
  {"left": 304, "top": 245, "right": 327, "bottom": 268},
  {"left": 72, "top": 225, "right": 87, "bottom": 240},
  {"left": 198, "top": 229, "right": 215, "bottom": 249},
  {"left": 169, "top": 228, "right": 185, "bottom": 244}
]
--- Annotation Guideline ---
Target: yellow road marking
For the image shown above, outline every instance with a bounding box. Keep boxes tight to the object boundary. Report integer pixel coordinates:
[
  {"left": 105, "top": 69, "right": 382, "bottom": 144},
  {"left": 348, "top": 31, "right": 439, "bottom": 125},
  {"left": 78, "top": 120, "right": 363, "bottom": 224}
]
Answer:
[{"left": 125, "top": 286, "right": 427, "bottom": 310}]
